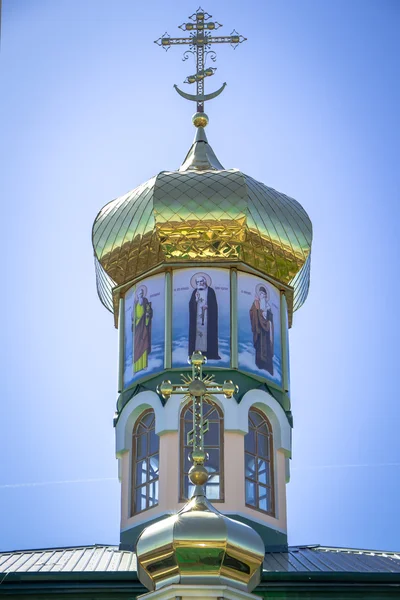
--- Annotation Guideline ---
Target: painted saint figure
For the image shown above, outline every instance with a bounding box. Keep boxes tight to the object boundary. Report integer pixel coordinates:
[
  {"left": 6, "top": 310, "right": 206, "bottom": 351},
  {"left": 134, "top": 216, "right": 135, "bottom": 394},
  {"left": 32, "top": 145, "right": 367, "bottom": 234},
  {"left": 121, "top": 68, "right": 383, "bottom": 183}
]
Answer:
[
  {"left": 249, "top": 284, "right": 274, "bottom": 374},
  {"left": 132, "top": 285, "right": 153, "bottom": 373},
  {"left": 188, "top": 273, "right": 220, "bottom": 360}
]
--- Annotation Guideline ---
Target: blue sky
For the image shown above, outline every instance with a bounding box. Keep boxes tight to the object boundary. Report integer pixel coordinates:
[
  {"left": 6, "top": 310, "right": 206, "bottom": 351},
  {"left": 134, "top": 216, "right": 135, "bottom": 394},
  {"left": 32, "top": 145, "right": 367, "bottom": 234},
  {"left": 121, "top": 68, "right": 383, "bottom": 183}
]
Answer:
[{"left": 1, "top": 0, "right": 399, "bottom": 551}]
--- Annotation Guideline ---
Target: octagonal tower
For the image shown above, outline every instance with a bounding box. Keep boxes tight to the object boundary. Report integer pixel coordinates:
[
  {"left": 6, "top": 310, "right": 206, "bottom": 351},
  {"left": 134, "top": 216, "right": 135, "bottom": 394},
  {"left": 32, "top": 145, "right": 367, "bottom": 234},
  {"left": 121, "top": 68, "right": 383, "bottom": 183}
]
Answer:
[{"left": 92, "top": 8, "right": 312, "bottom": 553}]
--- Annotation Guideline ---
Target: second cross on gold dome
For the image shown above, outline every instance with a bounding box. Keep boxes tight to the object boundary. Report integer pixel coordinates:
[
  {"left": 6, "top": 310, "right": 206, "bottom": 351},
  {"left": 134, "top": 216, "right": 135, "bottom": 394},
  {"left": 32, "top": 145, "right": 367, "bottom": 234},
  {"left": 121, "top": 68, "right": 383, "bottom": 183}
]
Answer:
[
  {"left": 158, "top": 352, "right": 238, "bottom": 489},
  {"left": 155, "top": 7, "right": 246, "bottom": 126}
]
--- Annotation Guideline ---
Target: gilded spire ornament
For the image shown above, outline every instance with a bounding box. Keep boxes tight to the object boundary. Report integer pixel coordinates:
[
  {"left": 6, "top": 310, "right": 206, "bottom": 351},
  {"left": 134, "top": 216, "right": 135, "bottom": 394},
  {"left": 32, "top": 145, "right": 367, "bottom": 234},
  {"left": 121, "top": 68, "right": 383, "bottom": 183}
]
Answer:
[{"left": 155, "top": 7, "right": 246, "bottom": 123}]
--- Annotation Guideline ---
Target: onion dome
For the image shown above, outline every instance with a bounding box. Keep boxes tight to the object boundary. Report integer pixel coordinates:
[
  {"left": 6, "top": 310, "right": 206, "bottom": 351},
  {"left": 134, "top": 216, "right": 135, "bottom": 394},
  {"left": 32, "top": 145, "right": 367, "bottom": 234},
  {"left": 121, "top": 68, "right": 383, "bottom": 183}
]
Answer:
[
  {"left": 92, "top": 123, "right": 312, "bottom": 315},
  {"left": 136, "top": 474, "right": 265, "bottom": 592}
]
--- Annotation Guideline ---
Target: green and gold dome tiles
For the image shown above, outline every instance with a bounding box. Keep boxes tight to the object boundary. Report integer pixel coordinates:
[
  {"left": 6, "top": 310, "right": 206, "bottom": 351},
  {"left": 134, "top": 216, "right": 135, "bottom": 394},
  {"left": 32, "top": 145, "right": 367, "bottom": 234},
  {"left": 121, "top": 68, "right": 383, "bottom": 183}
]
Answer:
[{"left": 92, "top": 128, "right": 312, "bottom": 314}]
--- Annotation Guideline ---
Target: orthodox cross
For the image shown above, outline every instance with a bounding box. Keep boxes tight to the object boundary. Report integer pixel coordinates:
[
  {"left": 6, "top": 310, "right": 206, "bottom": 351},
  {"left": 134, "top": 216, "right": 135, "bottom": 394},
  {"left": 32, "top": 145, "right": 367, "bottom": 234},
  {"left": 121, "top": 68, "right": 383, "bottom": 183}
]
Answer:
[
  {"left": 155, "top": 7, "right": 246, "bottom": 113},
  {"left": 157, "top": 352, "right": 238, "bottom": 477}
]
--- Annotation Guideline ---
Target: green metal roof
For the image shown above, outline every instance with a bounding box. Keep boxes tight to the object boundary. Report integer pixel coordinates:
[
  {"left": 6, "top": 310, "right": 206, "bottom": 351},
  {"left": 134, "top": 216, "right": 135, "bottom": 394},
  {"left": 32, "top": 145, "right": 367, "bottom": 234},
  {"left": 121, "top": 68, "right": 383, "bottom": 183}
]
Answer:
[
  {"left": 263, "top": 545, "right": 400, "bottom": 575},
  {"left": 0, "top": 545, "right": 399, "bottom": 599},
  {"left": 1, "top": 544, "right": 399, "bottom": 577},
  {"left": 0, "top": 545, "right": 137, "bottom": 575}
]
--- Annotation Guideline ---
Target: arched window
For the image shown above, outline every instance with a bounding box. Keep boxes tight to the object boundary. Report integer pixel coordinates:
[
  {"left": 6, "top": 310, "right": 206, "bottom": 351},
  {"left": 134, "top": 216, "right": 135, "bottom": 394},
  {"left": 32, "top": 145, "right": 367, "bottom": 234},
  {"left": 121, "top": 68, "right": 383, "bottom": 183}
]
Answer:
[
  {"left": 245, "top": 408, "right": 274, "bottom": 515},
  {"left": 132, "top": 409, "right": 159, "bottom": 515},
  {"left": 180, "top": 399, "right": 224, "bottom": 502}
]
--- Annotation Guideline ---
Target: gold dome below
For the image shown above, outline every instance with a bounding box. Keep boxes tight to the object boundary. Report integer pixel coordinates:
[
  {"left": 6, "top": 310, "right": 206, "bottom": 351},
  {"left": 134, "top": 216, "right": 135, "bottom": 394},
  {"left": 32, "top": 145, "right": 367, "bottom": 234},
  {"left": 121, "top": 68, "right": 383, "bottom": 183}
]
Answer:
[{"left": 136, "top": 486, "right": 265, "bottom": 593}]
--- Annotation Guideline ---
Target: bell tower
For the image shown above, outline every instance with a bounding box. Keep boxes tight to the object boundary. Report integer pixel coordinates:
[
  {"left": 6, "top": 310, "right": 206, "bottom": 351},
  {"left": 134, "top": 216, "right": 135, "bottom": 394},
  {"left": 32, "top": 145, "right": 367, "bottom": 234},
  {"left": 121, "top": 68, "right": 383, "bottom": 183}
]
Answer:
[{"left": 92, "top": 7, "right": 312, "bottom": 552}]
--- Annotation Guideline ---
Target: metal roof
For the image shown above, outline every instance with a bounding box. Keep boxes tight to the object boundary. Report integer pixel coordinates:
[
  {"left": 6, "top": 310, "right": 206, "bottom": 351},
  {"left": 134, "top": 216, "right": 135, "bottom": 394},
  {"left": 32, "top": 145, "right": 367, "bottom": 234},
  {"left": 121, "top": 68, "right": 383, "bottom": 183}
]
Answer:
[
  {"left": 263, "top": 546, "right": 400, "bottom": 575},
  {"left": 0, "top": 544, "right": 399, "bottom": 576},
  {"left": 0, "top": 545, "right": 137, "bottom": 575}
]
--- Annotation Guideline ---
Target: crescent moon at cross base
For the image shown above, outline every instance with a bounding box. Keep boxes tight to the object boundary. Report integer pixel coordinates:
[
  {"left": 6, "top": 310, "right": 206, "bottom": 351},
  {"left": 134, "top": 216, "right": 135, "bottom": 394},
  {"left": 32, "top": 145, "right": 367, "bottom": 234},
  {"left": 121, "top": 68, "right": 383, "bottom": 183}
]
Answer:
[{"left": 173, "top": 82, "right": 227, "bottom": 103}]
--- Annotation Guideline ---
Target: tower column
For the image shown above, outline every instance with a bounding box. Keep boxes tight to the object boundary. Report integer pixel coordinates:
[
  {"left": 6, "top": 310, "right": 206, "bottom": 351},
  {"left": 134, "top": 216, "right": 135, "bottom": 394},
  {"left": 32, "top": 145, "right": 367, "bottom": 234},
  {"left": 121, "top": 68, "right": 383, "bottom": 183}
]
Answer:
[{"left": 93, "top": 3, "right": 312, "bottom": 558}]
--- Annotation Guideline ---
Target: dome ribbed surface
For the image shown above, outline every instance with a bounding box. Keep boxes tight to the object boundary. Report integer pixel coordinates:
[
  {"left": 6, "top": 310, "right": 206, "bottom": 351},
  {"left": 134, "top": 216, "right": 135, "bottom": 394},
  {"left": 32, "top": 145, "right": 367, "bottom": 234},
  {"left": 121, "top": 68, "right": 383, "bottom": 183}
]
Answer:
[
  {"left": 92, "top": 130, "right": 312, "bottom": 313},
  {"left": 136, "top": 489, "right": 265, "bottom": 592}
]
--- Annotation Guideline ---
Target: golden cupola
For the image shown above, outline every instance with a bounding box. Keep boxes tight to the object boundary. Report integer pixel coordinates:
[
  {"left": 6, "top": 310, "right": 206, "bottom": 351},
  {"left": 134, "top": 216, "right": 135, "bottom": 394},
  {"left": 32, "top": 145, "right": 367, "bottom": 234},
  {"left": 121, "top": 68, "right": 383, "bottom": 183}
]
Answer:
[
  {"left": 136, "top": 478, "right": 265, "bottom": 593},
  {"left": 92, "top": 121, "right": 312, "bottom": 319}
]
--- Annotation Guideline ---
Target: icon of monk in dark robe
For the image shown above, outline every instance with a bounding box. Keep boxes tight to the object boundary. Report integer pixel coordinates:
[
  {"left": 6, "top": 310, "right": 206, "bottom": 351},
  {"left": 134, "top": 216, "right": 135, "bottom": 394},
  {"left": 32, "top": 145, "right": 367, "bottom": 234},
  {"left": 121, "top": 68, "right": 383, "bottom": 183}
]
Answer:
[
  {"left": 249, "top": 284, "right": 274, "bottom": 374},
  {"left": 132, "top": 285, "right": 153, "bottom": 373},
  {"left": 188, "top": 272, "right": 220, "bottom": 360}
]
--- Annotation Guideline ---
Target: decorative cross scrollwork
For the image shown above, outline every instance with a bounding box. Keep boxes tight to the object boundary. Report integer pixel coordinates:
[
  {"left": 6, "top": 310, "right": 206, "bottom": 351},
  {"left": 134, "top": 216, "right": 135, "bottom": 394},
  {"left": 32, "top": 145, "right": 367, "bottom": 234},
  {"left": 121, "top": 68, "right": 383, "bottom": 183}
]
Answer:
[
  {"left": 157, "top": 351, "right": 238, "bottom": 481},
  {"left": 155, "top": 7, "right": 246, "bottom": 113}
]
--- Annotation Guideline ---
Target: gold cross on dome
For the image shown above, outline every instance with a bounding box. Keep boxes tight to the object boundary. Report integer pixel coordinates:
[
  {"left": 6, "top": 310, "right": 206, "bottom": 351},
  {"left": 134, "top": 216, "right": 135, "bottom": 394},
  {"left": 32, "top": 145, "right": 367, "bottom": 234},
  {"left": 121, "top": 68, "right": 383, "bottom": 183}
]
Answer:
[
  {"left": 157, "top": 352, "right": 238, "bottom": 471},
  {"left": 155, "top": 7, "right": 246, "bottom": 113}
]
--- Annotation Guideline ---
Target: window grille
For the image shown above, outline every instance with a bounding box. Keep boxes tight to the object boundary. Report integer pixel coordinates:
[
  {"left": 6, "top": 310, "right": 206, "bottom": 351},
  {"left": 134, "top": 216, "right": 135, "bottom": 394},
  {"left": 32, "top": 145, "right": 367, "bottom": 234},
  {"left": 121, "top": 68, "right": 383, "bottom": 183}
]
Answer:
[
  {"left": 245, "top": 408, "right": 274, "bottom": 515},
  {"left": 132, "top": 409, "right": 159, "bottom": 515},
  {"left": 180, "top": 399, "right": 224, "bottom": 502}
]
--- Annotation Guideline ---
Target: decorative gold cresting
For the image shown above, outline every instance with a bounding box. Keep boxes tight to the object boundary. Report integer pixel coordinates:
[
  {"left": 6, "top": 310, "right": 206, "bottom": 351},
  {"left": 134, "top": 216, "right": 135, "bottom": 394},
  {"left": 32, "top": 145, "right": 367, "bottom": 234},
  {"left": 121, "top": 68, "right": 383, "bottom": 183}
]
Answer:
[
  {"left": 155, "top": 7, "right": 246, "bottom": 119},
  {"left": 158, "top": 351, "right": 237, "bottom": 488},
  {"left": 137, "top": 353, "right": 265, "bottom": 592}
]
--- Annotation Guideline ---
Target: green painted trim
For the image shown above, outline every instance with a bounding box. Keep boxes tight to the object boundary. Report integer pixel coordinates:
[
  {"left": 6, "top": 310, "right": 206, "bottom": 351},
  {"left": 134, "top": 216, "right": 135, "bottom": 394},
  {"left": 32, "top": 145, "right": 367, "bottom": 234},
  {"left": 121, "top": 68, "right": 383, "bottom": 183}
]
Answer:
[
  {"left": 118, "top": 297, "right": 125, "bottom": 393},
  {"left": 231, "top": 268, "right": 238, "bottom": 369},
  {"left": 120, "top": 515, "right": 165, "bottom": 548},
  {"left": 120, "top": 512, "right": 287, "bottom": 551},
  {"left": 0, "top": 571, "right": 141, "bottom": 583},
  {"left": 268, "top": 387, "right": 289, "bottom": 412},
  {"left": 115, "top": 369, "right": 294, "bottom": 426},
  {"left": 0, "top": 577, "right": 145, "bottom": 600},
  {"left": 285, "top": 410, "right": 293, "bottom": 428},
  {"left": 228, "top": 514, "right": 287, "bottom": 550},
  {"left": 259, "top": 571, "right": 400, "bottom": 584},
  {"left": 116, "top": 385, "right": 138, "bottom": 414},
  {"left": 2, "top": 570, "right": 400, "bottom": 586},
  {"left": 164, "top": 271, "right": 172, "bottom": 369},
  {"left": 280, "top": 392, "right": 290, "bottom": 413},
  {"left": 256, "top": 581, "right": 400, "bottom": 600},
  {"left": 142, "top": 366, "right": 286, "bottom": 393},
  {"left": 1, "top": 579, "right": 399, "bottom": 600},
  {"left": 280, "top": 292, "right": 289, "bottom": 395}
]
